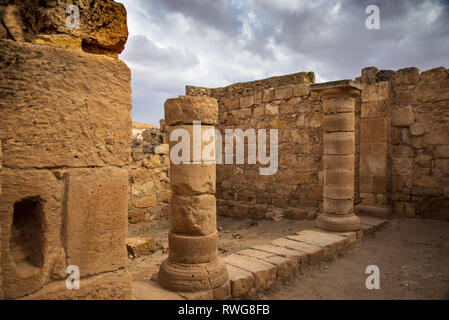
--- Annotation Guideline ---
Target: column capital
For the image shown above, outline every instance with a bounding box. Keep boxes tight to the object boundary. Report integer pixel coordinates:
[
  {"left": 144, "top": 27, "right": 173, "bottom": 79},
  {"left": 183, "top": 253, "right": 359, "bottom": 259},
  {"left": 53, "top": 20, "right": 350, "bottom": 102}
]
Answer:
[{"left": 310, "top": 80, "right": 362, "bottom": 98}]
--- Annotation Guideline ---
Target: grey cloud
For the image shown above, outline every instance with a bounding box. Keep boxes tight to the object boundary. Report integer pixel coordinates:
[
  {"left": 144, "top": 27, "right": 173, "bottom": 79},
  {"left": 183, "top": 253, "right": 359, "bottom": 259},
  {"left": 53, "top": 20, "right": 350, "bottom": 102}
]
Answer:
[
  {"left": 118, "top": 0, "right": 449, "bottom": 125},
  {"left": 122, "top": 34, "right": 199, "bottom": 68}
]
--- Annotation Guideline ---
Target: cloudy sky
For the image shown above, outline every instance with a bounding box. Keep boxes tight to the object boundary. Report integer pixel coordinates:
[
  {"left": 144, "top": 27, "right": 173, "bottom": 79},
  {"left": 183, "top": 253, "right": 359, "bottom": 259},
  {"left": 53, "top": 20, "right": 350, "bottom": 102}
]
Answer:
[{"left": 117, "top": 0, "right": 449, "bottom": 126}]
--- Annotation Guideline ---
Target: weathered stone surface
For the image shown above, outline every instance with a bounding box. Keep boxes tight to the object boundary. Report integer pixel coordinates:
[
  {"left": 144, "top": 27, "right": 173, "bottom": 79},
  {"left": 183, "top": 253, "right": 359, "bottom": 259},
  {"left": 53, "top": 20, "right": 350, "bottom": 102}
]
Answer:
[
  {"left": 323, "top": 155, "right": 355, "bottom": 170},
  {"left": 284, "top": 207, "right": 308, "bottom": 220},
  {"left": 252, "top": 244, "right": 308, "bottom": 270},
  {"left": 224, "top": 254, "right": 276, "bottom": 292},
  {"left": 316, "top": 213, "right": 361, "bottom": 232},
  {"left": 361, "top": 82, "right": 389, "bottom": 102},
  {"left": 65, "top": 166, "right": 128, "bottom": 277},
  {"left": 1, "top": 0, "right": 129, "bottom": 54},
  {"left": 270, "top": 238, "right": 322, "bottom": 265},
  {"left": 323, "top": 186, "right": 354, "bottom": 200},
  {"left": 0, "top": 40, "right": 132, "bottom": 169},
  {"left": 391, "top": 105, "right": 415, "bottom": 127},
  {"left": 126, "top": 237, "right": 156, "bottom": 258},
  {"left": 323, "top": 198, "right": 354, "bottom": 215},
  {"left": 165, "top": 96, "right": 218, "bottom": 125},
  {"left": 323, "top": 132, "right": 355, "bottom": 155},
  {"left": 324, "top": 170, "right": 354, "bottom": 187},
  {"left": 154, "top": 144, "right": 169, "bottom": 155},
  {"left": 171, "top": 163, "right": 216, "bottom": 196},
  {"left": 323, "top": 98, "right": 355, "bottom": 114},
  {"left": 293, "top": 84, "right": 310, "bottom": 97},
  {"left": 361, "top": 118, "right": 388, "bottom": 143},
  {"left": 0, "top": 169, "right": 64, "bottom": 299},
  {"left": 168, "top": 232, "right": 218, "bottom": 264},
  {"left": 19, "top": 269, "right": 132, "bottom": 300},
  {"left": 158, "top": 258, "right": 228, "bottom": 292},
  {"left": 275, "top": 85, "right": 294, "bottom": 100},
  {"left": 226, "top": 264, "right": 255, "bottom": 298},
  {"left": 324, "top": 113, "right": 355, "bottom": 132},
  {"left": 170, "top": 195, "right": 216, "bottom": 236},
  {"left": 393, "top": 67, "right": 420, "bottom": 85}
]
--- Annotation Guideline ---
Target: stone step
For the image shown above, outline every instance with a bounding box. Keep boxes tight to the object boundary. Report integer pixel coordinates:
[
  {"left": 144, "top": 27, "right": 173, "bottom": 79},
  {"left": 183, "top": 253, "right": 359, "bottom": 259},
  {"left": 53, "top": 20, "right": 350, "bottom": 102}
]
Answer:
[{"left": 224, "top": 217, "right": 389, "bottom": 299}]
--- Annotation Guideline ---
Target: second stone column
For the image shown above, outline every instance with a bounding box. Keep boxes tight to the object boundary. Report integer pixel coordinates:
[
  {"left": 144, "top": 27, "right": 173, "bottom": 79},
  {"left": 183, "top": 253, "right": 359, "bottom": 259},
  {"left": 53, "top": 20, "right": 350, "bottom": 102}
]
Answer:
[
  {"left": 312, "top": 81, "right": 362, "bottom": 232},
  {"left": 158, "top": 96, "right": 230, "bottom": 299}
]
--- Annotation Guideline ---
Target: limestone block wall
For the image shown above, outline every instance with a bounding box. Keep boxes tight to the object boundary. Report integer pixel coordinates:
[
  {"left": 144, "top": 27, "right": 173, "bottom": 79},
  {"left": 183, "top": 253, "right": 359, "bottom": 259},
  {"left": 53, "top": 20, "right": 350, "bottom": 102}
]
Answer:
[
  {"left": 128, "top": 124, "right": 171, "bottom": 224},
  {"left": 0, "top": 37, "right": 132, "bottom": 299},
  {"left": 389, "top": 67, "right": 449, "bottom": 219},
  {"left": 187, "top": 72, "right": 350, "bottom": 220},
  {"left": 358, "top": 66, "right": 449, "bottom": 220}
]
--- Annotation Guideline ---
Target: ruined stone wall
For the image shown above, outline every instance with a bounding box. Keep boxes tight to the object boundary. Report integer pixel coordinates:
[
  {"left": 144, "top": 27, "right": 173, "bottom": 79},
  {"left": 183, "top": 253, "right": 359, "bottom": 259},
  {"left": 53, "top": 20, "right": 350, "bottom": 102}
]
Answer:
[
  {"left": 389, "top": 67, "right": 449, "bottom": 219},
  {"left": 188, "top": 72, "right": 337, "bottom": 220},
  {"left": 128, "top": 124, "right": 171, "bottom": 224},
  {"left": 359, "top": 66, "right": 449, "bottom": 220},
  {"left": 0, "top": 0, "right": 132, "bottom": 300}
]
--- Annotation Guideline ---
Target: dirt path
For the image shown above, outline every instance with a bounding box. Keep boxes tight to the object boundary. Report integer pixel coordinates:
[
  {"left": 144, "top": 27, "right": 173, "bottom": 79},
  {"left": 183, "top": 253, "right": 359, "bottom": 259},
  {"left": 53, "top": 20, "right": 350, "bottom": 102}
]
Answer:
[{"left": 262, "top": 218, "right": 449, "bottom": 300}]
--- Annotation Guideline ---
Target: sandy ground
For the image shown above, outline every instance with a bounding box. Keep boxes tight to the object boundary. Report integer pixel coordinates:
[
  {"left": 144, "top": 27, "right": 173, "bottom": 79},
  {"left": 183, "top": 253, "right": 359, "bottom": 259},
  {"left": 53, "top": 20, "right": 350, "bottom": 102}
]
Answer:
[
  {"left": 128, "top": 217, "right": 449, "bottom": 300},
  {"left": 263, "top": 218, "right": 449, "bottom": 300}
]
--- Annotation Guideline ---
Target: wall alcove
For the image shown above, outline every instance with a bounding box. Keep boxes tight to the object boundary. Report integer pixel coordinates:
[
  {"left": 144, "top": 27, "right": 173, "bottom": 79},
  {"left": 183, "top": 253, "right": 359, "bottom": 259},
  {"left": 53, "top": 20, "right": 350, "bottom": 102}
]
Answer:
[{"left": 9, "top": 196, "right": 45, "bottom": 275}]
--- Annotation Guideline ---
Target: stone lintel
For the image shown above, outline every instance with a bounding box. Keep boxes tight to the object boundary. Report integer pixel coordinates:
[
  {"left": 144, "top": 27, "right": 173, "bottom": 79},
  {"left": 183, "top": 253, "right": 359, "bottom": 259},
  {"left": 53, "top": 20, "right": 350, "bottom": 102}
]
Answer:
[{"left": 310, "top": 80, "right": 362, "bottom": 98}]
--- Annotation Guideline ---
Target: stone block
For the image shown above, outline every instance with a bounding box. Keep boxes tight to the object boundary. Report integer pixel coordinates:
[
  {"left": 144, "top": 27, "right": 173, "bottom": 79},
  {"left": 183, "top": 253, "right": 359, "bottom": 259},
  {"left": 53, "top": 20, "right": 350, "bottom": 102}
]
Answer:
[
  {"left": 392, "top": 158, "right": 413, "bottom": 176},
  {"left": 126, "top": 237, "right": 156, "bottom": 258},
  {"left": 171, "top": 163, "right": 216, "bottom": 196},
  {"left": 323, "top": 155, "right": 355, "bottom": 170},
  {"left": 323, "top": 186, "right": 354, "bottom": 200},
  {"left": 224, "top": 254, "right": 277, "bottom": 292},
  {"left": 424, "top": 124, "right": 449, "bottom": 145},
  {"left": 324, "top": 170, "right": 354, "bottom": 187},
  {"left": 165, "top": 96, "right": 218, "bottom": 126},
  {"left": 168, "top": 232, "right": 218, "bottom": 264},
  {"left": 270, "top": 238, "right": 322, "bottom": 265},
  {"left": 393, "top": 67, "right": 420, "bottom": 85},
  {"left": 265, "top": 103, "right": 279, "bottom": 115},
  {"left": 393, "top": 145, "right": 414, "bottom": 158},
  {"left": 154, "top": 144, "right": 169, "bottom": 155},
  {"left": 0, "top": 40, "right": 132, "bottom": 169},
  {"left": 19, "top": 269, "right": 132, "bottom": 300},
  {"left": 323, "top": 198, "right": 353, "bottom": 215},
  {"left": 226, "top": 264, "right": 255, "bottom": 298},
  {"left": 275, "top": 85, "right": 294, "bottom": 100},
  {"left": 391, "top": 105, "right": 415, "bottom": 127},
  {"left": 240, "top": 95, "right": 254, "bottom": 108},
  {"left": 0, "top": 169, "right": 64, "bottom": 299},
  {"left": 362, "top": 82, "right": 390, "bottom": 102},
  {"left": 292, "top": 229, "right": 347, "bottom": 252},
  {"left": 65, "top": 166, "right": 128, "bottom": 277},
  {"left": 263, "top": 88, "right": 275, "bottom": 102},
  {"left": 324, "top": 113, "right": 355, "bottom": 132},
  {"left": 361, "top": 118, "right": 387, "bottom": 143},
  {"left": 293, "top": 84, "right": 310, "bottom": 97},
  {"left": 251, "top": 244, "right": 308, "bottom": 270},
  {"left": 170, "top": 194, "right": 216, "bottom": 236},
  {"left": 323, "top": 98, "right": 355, "bottom": 114},
  {"left": 284, "top": 207, "right": 308, "bottom": 220},
  {"left": 323, "top": 132, "right": 355, "bottom": 155}
]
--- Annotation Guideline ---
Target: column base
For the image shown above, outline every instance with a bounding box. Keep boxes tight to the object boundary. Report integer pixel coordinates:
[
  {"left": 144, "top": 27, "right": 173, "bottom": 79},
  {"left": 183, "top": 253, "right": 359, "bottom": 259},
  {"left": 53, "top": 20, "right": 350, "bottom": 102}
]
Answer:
[
  {"left": 158, "top": 257, "right": 229, "bottom": 293},
  {"left": 316, "top": 212, "right": 361, "bottom": 232}
]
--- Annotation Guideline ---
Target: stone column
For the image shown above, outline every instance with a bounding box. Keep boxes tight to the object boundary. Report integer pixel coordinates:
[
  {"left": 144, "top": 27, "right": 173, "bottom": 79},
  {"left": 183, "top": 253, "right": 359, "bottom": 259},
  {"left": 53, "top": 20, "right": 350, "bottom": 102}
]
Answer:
[
  {"left": 158, "top": 96, "right": 230, "bottom": 299},
  {"left": 311, "top": 81, "right": 362, "bottom": 232}
]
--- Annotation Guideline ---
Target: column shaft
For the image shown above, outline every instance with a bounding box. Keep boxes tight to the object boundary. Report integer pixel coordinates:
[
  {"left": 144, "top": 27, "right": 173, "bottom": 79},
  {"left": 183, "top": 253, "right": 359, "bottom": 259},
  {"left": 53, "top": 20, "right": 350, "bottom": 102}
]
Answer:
[{"left": 158, "top": 96, "right": 230, "bottom": 299}]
